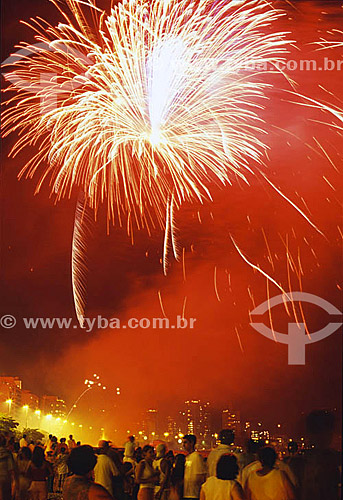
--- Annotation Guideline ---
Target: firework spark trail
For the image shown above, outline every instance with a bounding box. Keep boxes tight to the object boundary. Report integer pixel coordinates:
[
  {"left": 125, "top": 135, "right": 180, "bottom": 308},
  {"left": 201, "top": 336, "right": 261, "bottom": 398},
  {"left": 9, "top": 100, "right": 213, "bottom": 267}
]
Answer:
[
  {"left": 259, "top": 172, "right": 326, "bottom": 237},
  {"left": 214, "top": 266, "right": 221, "bottom": 302},
  {"left": 230, "top": 234, "right": 290, "bottom": 299},
  {"left": 72, "top": 192, "right": 94, "bottom": 326},
  {"left": 163, "top": 197, "right": 171, "bottom": 276},
  {"left": 170, "top": 195, "right": 181, "bottom": 262},
  {"left": 158, "top": 290, "right": 167, "bottom": 318}
]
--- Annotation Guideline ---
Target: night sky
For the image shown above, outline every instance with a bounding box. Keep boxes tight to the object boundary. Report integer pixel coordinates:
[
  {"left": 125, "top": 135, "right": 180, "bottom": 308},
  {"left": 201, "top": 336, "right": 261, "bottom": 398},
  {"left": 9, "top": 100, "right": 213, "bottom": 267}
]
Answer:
[{"left": 0, "top": 0, "right": 342, "bottom": 442}]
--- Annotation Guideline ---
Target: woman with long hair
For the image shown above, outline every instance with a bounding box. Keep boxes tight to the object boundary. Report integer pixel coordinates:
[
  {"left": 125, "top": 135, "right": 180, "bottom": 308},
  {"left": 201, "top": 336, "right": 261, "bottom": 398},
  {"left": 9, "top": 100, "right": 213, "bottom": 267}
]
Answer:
[
  {"left": 169, "top": 454, "right": 186, "bottom": 500},
  {"left": 27, "top": 446, "right": 53, "bottom": 500},
  {"left": 135, "top": 446, "right": 160, "bottom": 500}
]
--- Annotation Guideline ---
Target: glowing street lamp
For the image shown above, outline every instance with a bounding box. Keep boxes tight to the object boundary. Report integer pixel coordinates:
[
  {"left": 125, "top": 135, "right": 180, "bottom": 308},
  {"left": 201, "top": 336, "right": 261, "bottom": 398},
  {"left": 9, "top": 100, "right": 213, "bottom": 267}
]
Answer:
[
  {"left": 23, "top": 405, "right": 29, "bottom": 427},
  {"left": 45, "top": 414, "right": 53, "bottom": 433},
  {"left": 6, "top": 399, "right": 12, "bottom": 416}
]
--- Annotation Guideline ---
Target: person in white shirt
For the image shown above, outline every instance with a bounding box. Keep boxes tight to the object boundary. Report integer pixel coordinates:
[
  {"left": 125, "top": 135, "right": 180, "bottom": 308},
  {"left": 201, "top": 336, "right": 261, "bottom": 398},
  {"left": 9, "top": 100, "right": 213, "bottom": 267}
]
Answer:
[
  {"left": 200, "top": 454, "right": 245, "bottom": 500},
  {"left": 67, "top": 435, "right": 77, "bottom": 450},
  {"left": 183, "top": 434, "right": 206, "bottom": 500},
  {"left": 153, "top": 443, "right": 171, "bottom": 500},
  {"left": 94, "top": 440, "right": 120, "bottom": 498},
  {"left": 245, "top": 447, "right": 296, "bottom": 500},
  {"left": 207, "top": 430, "right": 235, "bottom": 478},
  {"left": 19, "top": 434, "right": 28, "bottom": 448},
  {"left": 124, "top": 436, "right": 136, "bottom": 466}
]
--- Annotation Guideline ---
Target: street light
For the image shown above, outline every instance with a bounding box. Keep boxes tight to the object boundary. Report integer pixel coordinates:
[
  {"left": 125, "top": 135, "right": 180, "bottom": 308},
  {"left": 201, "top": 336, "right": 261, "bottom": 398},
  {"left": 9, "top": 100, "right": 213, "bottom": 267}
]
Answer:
[
  {"left": 45, "top": 414, "right": 53, "bottom": 433},
  {"left": 6, "top": 399, "right": 12, "bottom": 416},
  {"left": 23, "top": 405, "right": 29, "bottom": 428}
]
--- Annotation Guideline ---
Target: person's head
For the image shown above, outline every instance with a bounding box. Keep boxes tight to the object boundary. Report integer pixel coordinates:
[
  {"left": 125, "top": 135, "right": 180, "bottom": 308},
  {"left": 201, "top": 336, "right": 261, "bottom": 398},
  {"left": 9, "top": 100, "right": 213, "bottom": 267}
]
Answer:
[
  {"left": 142, "top": 445, "right": 155, "bottom": 462},
  {"left": 60, "top": 446, "right": 68, "bottom": 454},
  {"left": 32, "top": 446, "right": 45, "bottom": 468},
  {"left": 98, "top": 440, "right": 110, "bottom": 452},
  {"left": 76, "top": 441, "right": 81, "bottom": 447},
  {"left": 19, "top": 447, "right": 32, "bottom": 461},
  {"left": 23, "top": 434, "right": 27, "bottom": 440},
  {"left": 128, "top": 435, "right": 134, "bottom": 442},
  {"left": 306, "top": 410, "right": 335, "bottom": 449},
  {"left": 287, "top": 441, "right": 298, "bottom": 455},
  {"left": 69, "top": 435, "right": 73, "bottom": 440},
  {"left": 258, "top": 447, "right": 277, "bottom": 469},
  {"left": 166, "top": 450, "right": 174, "bottom": 463},
  {"left": 60, "top": 438, "right": 66, "bottom": 443},
  {"left": 182, "top": 434, "right": 196, "bottom": 454},
  {"left": 49, "top": 434, "right": 52, "bottom": 439},
  {"left": 172, "top": 454, "right": 186, "bottom": 482},
  {"left": 245, "top": 439, "right": 257, "bottom": 454},
  {"left": 216, "top": 454, "right": 239, "bottom": 480},
  {"left": 67, "top": 445, "right": 97, "bottom": 476},
  {"left": 218, "top": 429, "right": 235, "bottom": 446},
  {"left": 156, "top": 443, "right": 166, "bottom": 459},
  {"left": 0, "top": 434, "right": 7, "bottom": 447}
]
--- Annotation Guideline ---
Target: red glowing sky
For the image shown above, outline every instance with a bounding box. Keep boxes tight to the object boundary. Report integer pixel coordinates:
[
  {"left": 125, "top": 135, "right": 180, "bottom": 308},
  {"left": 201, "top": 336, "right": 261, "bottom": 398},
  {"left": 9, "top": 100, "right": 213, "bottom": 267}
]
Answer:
[{"left": 0, "top": 0, "right": 342, "bottom": 442}]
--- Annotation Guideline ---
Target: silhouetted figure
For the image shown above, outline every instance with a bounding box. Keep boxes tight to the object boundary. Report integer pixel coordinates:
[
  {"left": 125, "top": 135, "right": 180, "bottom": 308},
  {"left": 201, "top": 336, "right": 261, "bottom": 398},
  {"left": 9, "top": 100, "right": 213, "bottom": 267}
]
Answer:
[
  {"left": 63, "top": 445, "right": 113, "bottom": 500},
  {"left": 0, "top": 434, "right": 15, "bottom": 500},
  {"left": 283, "top": 441, "right": 304, "bottom": 497},
  {"left": 27, "top": 446, "right": 53, "bottom": 500},
  {"left": 301, "top": 410, "right": 340, "bottom": 500},
  {"left": 16, "top": 446, "right": 32, "bottom": 500},
  {"left": 170, "top": 454, "right": 186, "bottom": 500}
]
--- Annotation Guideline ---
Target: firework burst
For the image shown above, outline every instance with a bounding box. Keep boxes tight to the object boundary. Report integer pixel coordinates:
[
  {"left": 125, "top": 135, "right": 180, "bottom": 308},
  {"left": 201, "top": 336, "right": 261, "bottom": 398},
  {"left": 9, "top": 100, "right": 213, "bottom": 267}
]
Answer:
[{"left": 2, "top": 0, "right": 292, "bottom": 324}]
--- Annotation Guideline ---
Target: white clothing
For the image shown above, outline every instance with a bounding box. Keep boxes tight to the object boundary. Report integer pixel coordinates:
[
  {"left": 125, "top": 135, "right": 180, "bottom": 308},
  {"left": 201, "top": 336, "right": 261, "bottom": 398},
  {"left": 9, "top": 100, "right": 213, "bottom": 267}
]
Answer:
[
  {"left": 241, "top": 460, "right": 298, "bottom": 489},
  {"left": 67, "top": 439, "right": 76, "bottom": 450},
  {"left": 201, "top": 476, "right": 237, "bottom": 500},
  {"left": 240, "top": 460, "right": 260, "bottom": 488},
  {"left": 94, "top": 453, "right": 118, "bottom": 497},
  {"left": 207, "top": 445, "right": 232, "bottom": 477},
  {"left": 124, "top": 441, "right": 135, "bottom": 460},
  {"left": 246, "top": 468, "right": 295, "bottom": 500},
  {"left": 19, "top": 438, "right": 28, "bottom": 448},
  {"left": 184, "top": 452, "right": 206, "bottom": 498}
]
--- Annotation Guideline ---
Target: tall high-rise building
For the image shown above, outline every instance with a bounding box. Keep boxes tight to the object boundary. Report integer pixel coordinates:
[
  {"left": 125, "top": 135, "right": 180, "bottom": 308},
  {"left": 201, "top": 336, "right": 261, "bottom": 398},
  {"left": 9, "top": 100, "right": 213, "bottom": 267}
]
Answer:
[
  {"left": 183, "top": 400, "right": 211, "bottom": 446},
  {"left": 166, "top": 415, "right": 179, "bottom": 437},
  {"left": 144, "top": 409, "right": 158, "bottom": 437},
  {"left": 41, "top": 395, "right": 67, "bottom": 417},
  {"left": 222, "top": 409, "right": 241, "bottom": 442},
  {"left": 0, "top": 376, "right": 22, "bottom": 417},
  {"left": 21, "top": 390, "right": 40, "bottom": 410}
]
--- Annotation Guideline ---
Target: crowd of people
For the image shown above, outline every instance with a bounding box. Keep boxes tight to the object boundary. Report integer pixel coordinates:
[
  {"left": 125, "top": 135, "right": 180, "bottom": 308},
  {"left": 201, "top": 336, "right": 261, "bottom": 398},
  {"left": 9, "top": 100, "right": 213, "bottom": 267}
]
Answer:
[{"left": 0, "top": 410, "right": 340, "bottom": 500}]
